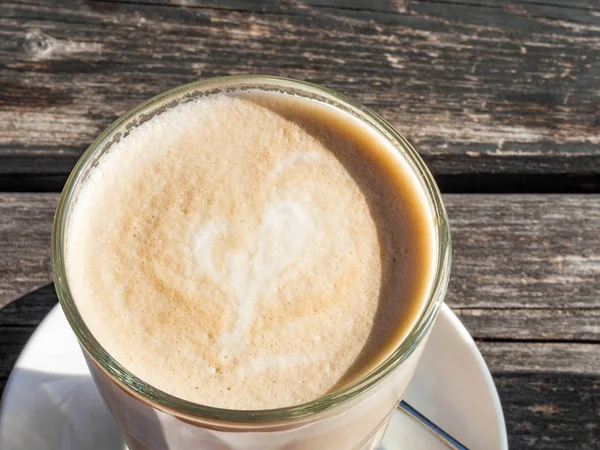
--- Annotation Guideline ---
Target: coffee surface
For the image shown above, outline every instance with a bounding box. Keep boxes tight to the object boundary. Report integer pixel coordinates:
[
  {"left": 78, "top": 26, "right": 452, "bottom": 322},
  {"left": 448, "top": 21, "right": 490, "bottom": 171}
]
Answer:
[{"left": 66, "top": 91, "right": 435, "bottom": 409}]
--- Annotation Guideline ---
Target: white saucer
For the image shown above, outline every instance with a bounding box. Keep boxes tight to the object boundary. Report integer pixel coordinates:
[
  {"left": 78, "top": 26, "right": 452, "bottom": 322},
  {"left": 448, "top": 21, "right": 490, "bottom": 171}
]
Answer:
[{"left": 0, "top": 304, "right": 507, "bottom": 449}]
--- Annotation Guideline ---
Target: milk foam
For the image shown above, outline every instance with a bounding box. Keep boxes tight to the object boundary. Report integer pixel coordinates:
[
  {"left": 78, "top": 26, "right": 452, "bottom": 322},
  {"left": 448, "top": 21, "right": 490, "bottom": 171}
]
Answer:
[
  {"left": 66, "top": 91, "right": 436, "bottom": 409},
  {"left": 193, "top": 196, "right": 320, "bottom": 356}
]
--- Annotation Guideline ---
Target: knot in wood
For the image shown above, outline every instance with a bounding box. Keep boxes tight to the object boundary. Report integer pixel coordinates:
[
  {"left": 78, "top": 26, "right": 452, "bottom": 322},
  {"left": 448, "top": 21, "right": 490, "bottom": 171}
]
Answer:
[{"left": 24, "top": 30, "right": 55, "bottom": 60}]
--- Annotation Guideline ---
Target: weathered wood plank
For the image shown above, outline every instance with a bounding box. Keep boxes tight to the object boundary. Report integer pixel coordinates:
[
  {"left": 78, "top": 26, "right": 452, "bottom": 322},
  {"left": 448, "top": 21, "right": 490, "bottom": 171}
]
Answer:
[
  {"left": 456, "top": 308, "right": 600, "bottom": 342},
  {"left": 1, "top": 0, "right": 600, "bottom": 187},
  {"left": 2, "top": 193, "right": 599, "bottom": 310},
  {"left": 479, "top": 341, "right": 600, "bottom": 374},
  {"left": 0, "top": 194, "right": 53, "bottom": 308},
  {"left": 495, "top": 372, "right": 600, "bottom": 450},
  {"left": 4, "top": 284, "right": 598, "bottom": 343},
  {"left": 448, "top": 194, "right": 600, "bottom": 309}
]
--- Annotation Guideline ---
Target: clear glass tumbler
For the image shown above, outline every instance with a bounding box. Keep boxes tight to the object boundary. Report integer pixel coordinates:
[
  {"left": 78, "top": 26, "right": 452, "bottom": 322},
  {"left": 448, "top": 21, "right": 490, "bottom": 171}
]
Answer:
[{"left": 52, "top": 76, "right": 451, "bottom": 450}]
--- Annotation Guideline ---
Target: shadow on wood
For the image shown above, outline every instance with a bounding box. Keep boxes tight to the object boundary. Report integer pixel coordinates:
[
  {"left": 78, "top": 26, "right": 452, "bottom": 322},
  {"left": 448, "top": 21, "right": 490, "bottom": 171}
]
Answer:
[
  {"left": 495, "top": 372, "right": 600, "bottom": 450},
  {"left": 0, "top": 284, "right": 57, "bottom": 395}
]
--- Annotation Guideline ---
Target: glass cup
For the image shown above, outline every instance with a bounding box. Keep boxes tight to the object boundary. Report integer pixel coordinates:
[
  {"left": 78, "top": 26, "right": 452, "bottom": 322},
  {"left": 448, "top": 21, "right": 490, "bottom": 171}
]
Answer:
[{"left": 52, "top": 76, "right": 451, "bottom": 450}]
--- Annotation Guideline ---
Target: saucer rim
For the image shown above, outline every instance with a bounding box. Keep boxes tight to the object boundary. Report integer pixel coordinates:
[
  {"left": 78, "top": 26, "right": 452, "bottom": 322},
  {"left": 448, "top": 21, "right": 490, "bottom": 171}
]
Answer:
[{"left": 0, "top": 303, "right": 508, "bottom": 449}]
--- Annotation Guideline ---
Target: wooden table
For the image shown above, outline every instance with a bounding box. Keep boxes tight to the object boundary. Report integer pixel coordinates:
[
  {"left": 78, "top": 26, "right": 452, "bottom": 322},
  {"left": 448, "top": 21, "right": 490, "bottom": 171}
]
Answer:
[{"left": 1, "top": 1, "right": 599, "bottom": 448}]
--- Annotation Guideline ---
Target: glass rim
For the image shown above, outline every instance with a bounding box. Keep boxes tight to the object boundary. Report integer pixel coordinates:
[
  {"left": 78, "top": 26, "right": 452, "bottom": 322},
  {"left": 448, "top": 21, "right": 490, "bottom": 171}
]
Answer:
[{"left": 51, "top": 75, "right": 451, "bottom": 424}]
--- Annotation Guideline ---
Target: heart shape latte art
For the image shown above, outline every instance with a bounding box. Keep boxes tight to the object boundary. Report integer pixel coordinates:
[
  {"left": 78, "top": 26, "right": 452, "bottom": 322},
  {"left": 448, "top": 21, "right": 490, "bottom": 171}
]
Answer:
[
  {"left": 193, "top": 200, "right": 320, "bottom": 354},
  {"left": 190, "top": 152, "right": 337, "bottom": 365}
]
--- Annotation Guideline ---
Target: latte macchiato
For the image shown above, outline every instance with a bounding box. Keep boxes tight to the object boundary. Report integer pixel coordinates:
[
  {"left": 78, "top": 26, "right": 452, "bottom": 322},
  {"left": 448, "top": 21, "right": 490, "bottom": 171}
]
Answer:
[{"left": 65, "top": 90, "right": 436, "bottom": 412}]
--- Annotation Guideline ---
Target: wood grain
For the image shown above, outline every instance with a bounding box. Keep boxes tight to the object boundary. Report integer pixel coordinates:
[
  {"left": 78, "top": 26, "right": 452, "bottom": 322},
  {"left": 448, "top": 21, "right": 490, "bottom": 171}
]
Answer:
[
  {"left": 480, "top": 341, "right": 600, "bottom": 374},
  {"left": 1, "top": 0, "right": 600, "bottom": 190},
  {"left": 0, "top": 194, "right": 53, "bottom": 308},
  {"left": 448, "top": 194, "right": 600, "bottom": 309},
  {"left": 457, "top": 308, "right": 600, "bottom": 342},
  {"left": 496, "top": 372, "right": 600, "bottom": 449}
]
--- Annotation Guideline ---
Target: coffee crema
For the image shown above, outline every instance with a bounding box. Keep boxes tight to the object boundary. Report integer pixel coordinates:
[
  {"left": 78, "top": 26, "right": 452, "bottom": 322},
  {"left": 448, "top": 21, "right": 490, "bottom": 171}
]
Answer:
[{"left": 65, "top": 91, "right": 436, "bottom": 410}]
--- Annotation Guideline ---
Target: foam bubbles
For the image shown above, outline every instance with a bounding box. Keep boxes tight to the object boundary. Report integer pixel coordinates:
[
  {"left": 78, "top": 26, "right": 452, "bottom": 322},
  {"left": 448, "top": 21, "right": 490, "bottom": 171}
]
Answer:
[{"left": 66, "top": 91, "right": 435, "bottom": 409}]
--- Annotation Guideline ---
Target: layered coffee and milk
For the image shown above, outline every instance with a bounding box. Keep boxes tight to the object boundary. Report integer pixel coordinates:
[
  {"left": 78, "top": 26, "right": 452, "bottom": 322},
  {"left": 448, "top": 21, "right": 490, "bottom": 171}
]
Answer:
[{"left": 65, "top": 91, "right": 436, "bottom": 410}]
